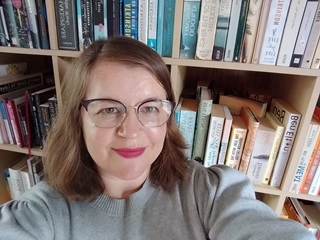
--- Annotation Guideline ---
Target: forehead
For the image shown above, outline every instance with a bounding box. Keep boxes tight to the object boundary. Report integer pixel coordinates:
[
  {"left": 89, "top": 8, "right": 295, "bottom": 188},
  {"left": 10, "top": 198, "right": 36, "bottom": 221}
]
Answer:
[{"left": 85, "top": 61, "right": 167, "bottom": 103}]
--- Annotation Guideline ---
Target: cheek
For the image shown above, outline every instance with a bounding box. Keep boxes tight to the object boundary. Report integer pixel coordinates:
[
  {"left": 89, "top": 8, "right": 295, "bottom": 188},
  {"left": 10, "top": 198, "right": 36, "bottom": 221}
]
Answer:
[{"left": 148, "top": 126, "right": 167, "bottom": 148}]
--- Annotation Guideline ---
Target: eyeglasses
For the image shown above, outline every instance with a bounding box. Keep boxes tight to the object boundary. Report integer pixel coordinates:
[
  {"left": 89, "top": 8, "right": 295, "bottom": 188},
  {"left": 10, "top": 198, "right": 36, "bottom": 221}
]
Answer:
[{"left": 80, "top": 99, "right": 175, "bottom": 128}]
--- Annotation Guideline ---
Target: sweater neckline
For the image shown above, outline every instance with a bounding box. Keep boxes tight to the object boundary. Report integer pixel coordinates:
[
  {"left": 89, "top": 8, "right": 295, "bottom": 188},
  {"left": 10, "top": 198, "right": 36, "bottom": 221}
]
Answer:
[{"left": 89, "top": 178, "right": 155, "bottom": 217}]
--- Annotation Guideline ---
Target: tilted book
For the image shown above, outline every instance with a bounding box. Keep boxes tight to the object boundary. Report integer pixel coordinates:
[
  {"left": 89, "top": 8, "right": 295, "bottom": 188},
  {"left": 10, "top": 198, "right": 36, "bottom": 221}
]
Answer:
[
  {"left": 225, "top": 115, "right": 247, "bottom": 169},
  {"left": 224, "top": 0, "right": 242, "bottom": 62},
  {"left": 289, "top": 117, "right": 319, "bottom": 193},
  {"left": 178, "top": 98, "right": 198, "bottom": 159},
  {"left": 195, "top": 0, "right": 219, "bottom": 60},
  {"left": 246, "top": 116, "right": 277, "bottom": 184},
  {"left": 290, "top": 0, "right": 319, "bottom": 67},
  {"left": 269, "top": 98, "right": 301, "bottom": 188},
  {"left": 203, "top": 104, "right": 225, "bottom": 167},
  {"left": 241, "top": 0, "right": 263, "bottom": 63},
  {"left": 212, "top": 0, "right": 232, "bottom": 61},
  {"left": 239, "top": 107, "right": 260, "bottom": 174},
  {"left": 180, "top": 0, "right": 201, "bottom": 59},
  {"left": 192, "top": 87, "right": 212, "bottom": 164},
  {"left": 276, "top": 0, "right": 308, "bottom": 67},
  {"left": 258, "top": 0, "right": 291, "bottom": 65},
  {"left": 262, "top": 112, "right": 284, "bottom": 185},
  {"left": 217, "top": 105, "right": 233, "bottom": 165}
]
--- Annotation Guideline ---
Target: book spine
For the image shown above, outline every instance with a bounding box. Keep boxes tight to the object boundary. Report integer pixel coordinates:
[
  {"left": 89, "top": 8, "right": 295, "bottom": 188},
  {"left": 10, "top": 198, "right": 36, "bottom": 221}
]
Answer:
[
  {"left": 147, "top": 0, "right": 158, "bottom": 50},
  {"left": 0, "top": 115, "right": 4, "bottom": 143},
  {"left": 54, "top": 0, "right": 79, "bottom": 50},
  {"left": 233, "top": 0, "right": 249, "bottom": 62},
  {"left": 269, "top": 105, "right": 301, "bottom": 188},
  {"left": 310, "top": 38, "right": 320, "bottom": 69},
  {"left": 27, "top": 90, "right": 42, "bottom": 147},
  {"left": 308, "top": 162, "right": 320, "bottom": 195},
  {"left": 179, "top": 109, "right": 197, "bottom": 159},
  {"left": 107, "top": 0, "right": 120, "bottom": 37},
  {"left": 258, "top": 0, "right": 291, "bottom": 65},
  {"left": 240, "top": 0, "right": 263, "bottom": 63},
  {"left": 192, "top": 99, "right": 212, "bottom": 163},
  {"left": 224, "top": 0, "right": 242, "bottom": 62},
  {"left": 179, "top": 0, "right": 201, "bottom": 59},
  {"left": 24, "top": 0, "right": 41, "bottom": 48},
  {"left": 290, "top": 0, "right": 319, "bottom": 67},
  {"left": 195, "top": 0, "right": 219, "bottom": 60},
  {"left": 8, "top": 167, "right": 25, "bottom": 199},
  {"left": 81, "top": 0, "right": 93, "bottom": 49},
  {"left": 262, "top": 113, "right": 285, "bottom": 184},
  {"left": 93, "top": 0, "right": 108, "bottom": 41},
  {"left": 39, "top": 103, "right": 50, "bottom": 140},
  {"left": 0, "top": 101, "right": 14, "bottom": 144},
  {"left": 251, "top": 0, "right": 272, "bottom": 64},
  {"left": 1, "top": 0, "right": 20, "bottom": 46},
  {"left": 289, "top": 124, "right": 319, "bottom": 193},
  {"left": 0, "top": 74, "right": 42, "bottom": 94},
  {"left": 138, "top": 0, "right": 149, "bottom": 44},
  {"left": 212, "top": 0, "right": 232, "bottom": 61},
  {"left": 299, "top": 137, "right": 320, "bottom": 194},
  {"left": 217, "top": 106, "right": 232, "bottom": 164},
  {"left": 0, "top": 106, "right": 8, "bottom": 143},
  {"left": 276, "top": 0, "right": 308, "bottom": 66},
  {"left": 76, "top": 0, "right": 83, "bottom": 51},
  {"left": 300, "top": 3, "right": 320, "bottom": 68},
  {"left": 0, "top": 5, "right": 11, "bottom": 46},
  {"left": 5, "top": 99, "right": 24, "bottom": 147},
  {"left": 47, "top": 98, "right": 57, "bottom": 126},
  {"left": 35, "top": 0, "right": 49, "bottom": 49},
  {"left": 156, "top": 0, "right": 165, "bottom": 55},
  {"left": 161, "top": 0, "right": 176, "bottom": 57},
  {"left": 123, "top": 0, "right": 138, "bottom": 39}
]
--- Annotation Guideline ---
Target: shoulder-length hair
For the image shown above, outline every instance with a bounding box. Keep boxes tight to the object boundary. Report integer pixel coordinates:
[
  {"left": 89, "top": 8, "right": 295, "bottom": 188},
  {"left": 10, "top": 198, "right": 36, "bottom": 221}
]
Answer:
[{"left": 43, "top": 36, "right": 189, "bottom": 200}]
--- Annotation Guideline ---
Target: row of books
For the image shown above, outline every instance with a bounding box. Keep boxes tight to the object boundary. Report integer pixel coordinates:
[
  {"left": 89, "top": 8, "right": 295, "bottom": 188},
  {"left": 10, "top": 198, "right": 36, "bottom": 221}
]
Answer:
[
  {"left": 175, "top": 82, "right": 302, "bottom": 188},
  {"left": 289, "top": 107, "right": 320, "bottom": 196},
  {"left": 0, "top": 62, "right": 57, "bottom": 149},
  {"left": 283, "top": 197, "right": 320, "bottom": 238},
  {"left": 2, "top": 155, "right": 43, "bottom": 200},
  {"left": 180, "top": 0, "right": 320, "bottom": 69},
  {"left": 0, "top": 0, "right": 50, "bottom": 49}
]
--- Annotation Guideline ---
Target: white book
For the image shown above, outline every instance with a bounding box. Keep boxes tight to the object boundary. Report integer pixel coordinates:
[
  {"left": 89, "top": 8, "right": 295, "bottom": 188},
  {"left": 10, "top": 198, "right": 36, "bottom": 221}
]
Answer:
[
  {"left": 258, "top": 0, "right": 291, "bottom": 65},
  {"left": 246, "top": 117, "right": 276, "bottom": 184},
  {"left": 217, "top": 106, "right": 233, "bottom": 165},
  {"left": 0, "top": 6, "right": 10, "bottom": 46},
  {"left": 203, "top": 104, "right": 225, "bottom": 167},
  {"left": 251, "top": 0, "right": 272, "bottom": 64},
  {"left": 269, "top": 98, "right": 301, "bottom": 188},
  {"left": 290, "top": 0, "right": 319, "bottom": 67},
  {"left": 224, "top": 0, "right": 242, "bottom": 61},
  {"left": 311, "top": 38, "right": 320, "bottom": 69},
  {"left": 195, "top": 0, "right": 220, "bottom": 60},
  {"left": 276, "top": 0, "right": 308, "bottom": 67},
  {"left": 301, "top": 3, "right": 320, "bottom": 68},
  {"left": 8, "top": 157, "right": 28, "bottom": 199},
  {"left": 20, "top": 164, "right": 32, "bottom": 191},
  {"left": 138, "top": 0, "right": 149, "bottom": 44},
  {"left": 308, "top": 162, "right": 320, "bottom": 195},
  {"left": 289, "top": 118, "right": 319, "bottom": 193},
  {"left": 147, "top": 0, "right": 158, "bottom": 51}
]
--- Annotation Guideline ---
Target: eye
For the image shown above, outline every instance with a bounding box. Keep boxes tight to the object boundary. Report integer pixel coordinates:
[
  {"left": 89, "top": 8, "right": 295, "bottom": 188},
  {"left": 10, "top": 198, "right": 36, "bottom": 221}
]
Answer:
[
  {"left": 99, "top": 107, "right": 119, "bottom": 115},
  {"left": 140, "top": 106, "right": 159, "bottom": 113}
]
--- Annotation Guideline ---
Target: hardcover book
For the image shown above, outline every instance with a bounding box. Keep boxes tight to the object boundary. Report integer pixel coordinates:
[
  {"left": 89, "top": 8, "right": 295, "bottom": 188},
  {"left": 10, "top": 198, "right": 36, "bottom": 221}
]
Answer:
[
  {"left": 93, "top": 0, "right": 108, "bottom": 41},
  {"left": 0, "top": 4, "right": 10, "bottom": 46},
  {"left": 311, "top": 38, "right": 320, "bottom": 69},
  {"left": 0, "top": 62, "right": 27, "bottom": 77},
  {"left": 107, "top": 0, "right": 120, "bottom": 37},
  {"left": 212, "top": 0, "right": 232, "bottom": 61},
  {"left": 138, "top": 0, "right": 149, "bottom": 44},
  {"left": 156, "top": 0, "right": 165, "bottom": 55},
  {"left": 225, "top": 115, "right": 247, "bottom": 169},
  {"left": 239, "top": 107, "right": 260, "bottom": 174},
  {"left": 35, "top": 0, "right": 50, "bottom": 49},
  {"left": 81, "top": 0, "right": 93, "bottom": 49},
  {"left": 160, "top": 0, "right": 176, "bottom": 57},
  {"left": 276, "top": 0, "right": 308, "bottom": 67},
  {"left": 147, "top": 0, "right": 158, "bottom": 50},
  {"left": 290, "top": 0, "right": 319, "bottom": 67},
  {"left": 246, "top": 116, "right": 277, "bottom": 184},
  {"left": 54, "top": 0, "right": 79, "bottom": 50},
  {"left": 123, "top": 0, "right": 138, "bottom": 39},
  {"left": 179, "top": 0, "right": 201, "bottom": 59},
  {"left": 269, "top": 98, "right": 301, "bottom": 188},
  {"left": 24, "top": 0, "right": 41, "bottom": 48},
  {"left": 203, "top": 104, "right": 225, "bottom": 167},
  {"left": 195, "top": 0, "right": 219, "bottom": 60}
]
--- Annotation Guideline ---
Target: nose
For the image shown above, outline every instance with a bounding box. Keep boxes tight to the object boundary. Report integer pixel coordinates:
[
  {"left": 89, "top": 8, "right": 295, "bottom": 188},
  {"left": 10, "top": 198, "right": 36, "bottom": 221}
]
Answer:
[{"left": 117, "top": 108, "right": 143, "bottom": 138}]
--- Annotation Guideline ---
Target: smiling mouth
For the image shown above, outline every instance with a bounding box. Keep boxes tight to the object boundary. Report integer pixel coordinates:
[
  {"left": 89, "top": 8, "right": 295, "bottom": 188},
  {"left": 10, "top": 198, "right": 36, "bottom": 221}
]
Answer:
[{"left": 113, "top": 148, "right": 146, "bottom": 158}]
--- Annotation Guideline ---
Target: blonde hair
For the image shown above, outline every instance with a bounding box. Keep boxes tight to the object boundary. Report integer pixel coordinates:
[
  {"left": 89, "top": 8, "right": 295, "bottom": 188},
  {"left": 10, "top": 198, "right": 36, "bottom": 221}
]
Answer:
[{"left": 43, "top": 36, "right": 189, "bottom": 200}]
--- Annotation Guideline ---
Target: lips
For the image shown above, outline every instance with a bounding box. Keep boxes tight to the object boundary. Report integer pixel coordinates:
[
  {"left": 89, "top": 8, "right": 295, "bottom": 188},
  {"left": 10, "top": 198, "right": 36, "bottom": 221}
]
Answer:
[{"left": 113, "top": 148, "right": 146, "bottom": 158}]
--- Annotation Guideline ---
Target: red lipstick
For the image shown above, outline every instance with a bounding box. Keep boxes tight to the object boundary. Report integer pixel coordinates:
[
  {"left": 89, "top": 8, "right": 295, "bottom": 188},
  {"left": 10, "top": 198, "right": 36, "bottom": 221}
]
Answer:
[{"left": 113, "top": 148, "right": 145, "bottom": 158}]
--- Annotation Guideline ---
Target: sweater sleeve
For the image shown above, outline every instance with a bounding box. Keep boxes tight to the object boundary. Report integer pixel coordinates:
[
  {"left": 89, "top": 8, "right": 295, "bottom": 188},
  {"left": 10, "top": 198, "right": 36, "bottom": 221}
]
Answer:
[{"left": 193, "top": 164, "right": 316, "bottom": 240}]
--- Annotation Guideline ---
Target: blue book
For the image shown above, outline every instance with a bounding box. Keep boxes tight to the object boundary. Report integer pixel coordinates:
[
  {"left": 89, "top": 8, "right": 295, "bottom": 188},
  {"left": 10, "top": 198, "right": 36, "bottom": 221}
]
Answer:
[
  {"left": 147, "top": 0, "right": 158, "bottom": 50},
  {"left": 161, "top": 0, "right": 176, "bottom": 57},
  {"left": 123, "top": 0, "right": 138, "bottom": 39},
  {"left": 156, "top": 0, "right": 165, "bottom": 55},
  {"left": 179, "top": 0, "right": 201, "bottom": 59}
]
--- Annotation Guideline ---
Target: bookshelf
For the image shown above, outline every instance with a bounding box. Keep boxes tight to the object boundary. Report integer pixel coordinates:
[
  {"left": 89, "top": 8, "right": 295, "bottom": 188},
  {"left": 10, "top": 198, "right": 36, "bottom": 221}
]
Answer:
[{"left": 0, "top": 0, "right": 319, "bottom": 216}]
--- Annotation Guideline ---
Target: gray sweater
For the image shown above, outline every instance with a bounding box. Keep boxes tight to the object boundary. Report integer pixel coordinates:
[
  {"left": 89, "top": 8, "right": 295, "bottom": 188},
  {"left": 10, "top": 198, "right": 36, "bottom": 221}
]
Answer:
[{"left": 0, "top": 161, "right": 316, "bottom": 240}]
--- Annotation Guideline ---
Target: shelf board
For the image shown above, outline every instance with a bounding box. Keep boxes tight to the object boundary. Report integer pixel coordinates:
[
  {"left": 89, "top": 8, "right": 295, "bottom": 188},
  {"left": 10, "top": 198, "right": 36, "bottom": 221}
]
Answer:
[
  {"left": 0, "top": 144, "right": 43, "bottom": 156},
  {"left": 253, "top": 183, "right": 283, "bottom": 196},
  {"left": 284, "top": 191, "right": 320, "bottom": 202},
  {"left": 0, "top": 47, "right": 81, "bottom": 57}
]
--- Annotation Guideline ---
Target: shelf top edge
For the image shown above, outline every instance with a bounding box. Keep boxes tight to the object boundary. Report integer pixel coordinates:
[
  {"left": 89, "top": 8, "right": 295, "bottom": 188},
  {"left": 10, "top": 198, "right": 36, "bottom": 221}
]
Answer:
[{"left": 1, "top": 47, "right": 319, "bottom": 76}]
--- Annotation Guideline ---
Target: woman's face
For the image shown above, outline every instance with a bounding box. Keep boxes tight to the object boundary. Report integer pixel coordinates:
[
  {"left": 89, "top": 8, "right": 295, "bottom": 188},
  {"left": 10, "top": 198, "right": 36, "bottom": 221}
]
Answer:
[{"left": 81, "top": 61, "right": 167, "bottom": 185}]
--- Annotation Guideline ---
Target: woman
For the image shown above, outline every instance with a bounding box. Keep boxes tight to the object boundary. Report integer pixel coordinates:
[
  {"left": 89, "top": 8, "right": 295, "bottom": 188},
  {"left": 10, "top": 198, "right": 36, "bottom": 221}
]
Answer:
[{"left": 0, "top": 36, "right": 315, "bottom": 240}]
